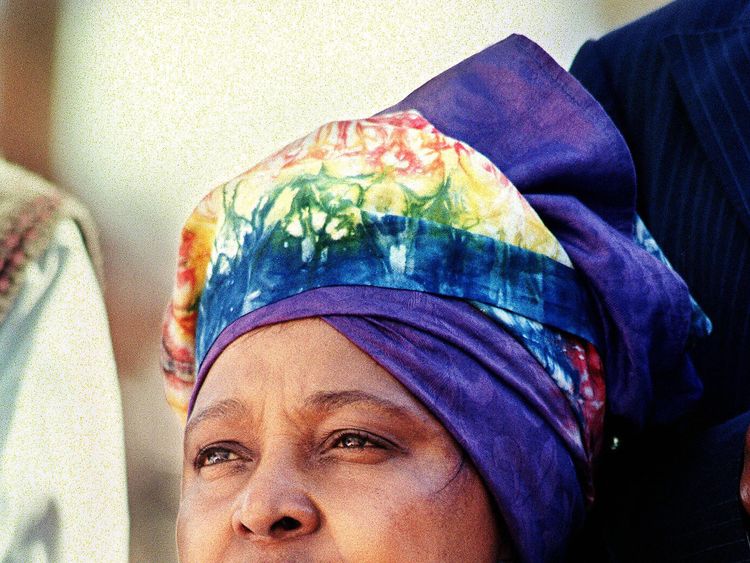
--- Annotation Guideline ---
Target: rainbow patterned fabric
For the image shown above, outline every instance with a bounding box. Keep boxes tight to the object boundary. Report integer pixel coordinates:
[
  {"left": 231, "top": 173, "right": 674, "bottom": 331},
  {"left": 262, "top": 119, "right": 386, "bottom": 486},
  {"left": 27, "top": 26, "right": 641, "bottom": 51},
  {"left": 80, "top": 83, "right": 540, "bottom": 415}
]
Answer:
[{"left": 161, "top": 110, "right": 605, "bottom": 454}]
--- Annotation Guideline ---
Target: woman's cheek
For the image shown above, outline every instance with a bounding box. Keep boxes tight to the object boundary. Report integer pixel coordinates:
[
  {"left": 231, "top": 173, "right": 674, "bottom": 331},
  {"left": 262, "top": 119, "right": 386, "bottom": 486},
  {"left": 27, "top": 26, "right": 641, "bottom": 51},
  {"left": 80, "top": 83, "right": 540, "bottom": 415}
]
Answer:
[
  {"left": 176, "top": 479, "right": 237, "bottom": 563},
  {"left": 317, "top": 465, "right": 463, "bottom": 562}
]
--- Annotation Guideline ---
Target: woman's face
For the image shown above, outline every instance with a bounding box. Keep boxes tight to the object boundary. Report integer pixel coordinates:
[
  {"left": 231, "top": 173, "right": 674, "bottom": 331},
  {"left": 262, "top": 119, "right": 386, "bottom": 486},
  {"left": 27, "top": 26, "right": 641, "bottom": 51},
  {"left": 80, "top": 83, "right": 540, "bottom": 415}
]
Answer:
[{"left": 178, "top": 318, "right": 504, "bottom": 562}]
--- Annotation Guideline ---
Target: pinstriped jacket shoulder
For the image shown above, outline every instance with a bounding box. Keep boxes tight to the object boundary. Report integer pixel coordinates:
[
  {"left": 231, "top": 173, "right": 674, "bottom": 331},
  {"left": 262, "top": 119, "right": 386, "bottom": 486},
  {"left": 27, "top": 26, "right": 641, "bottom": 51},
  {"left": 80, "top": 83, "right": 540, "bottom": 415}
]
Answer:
[{"left": 570, "top": 0, "right": 750, "bottom": 425}]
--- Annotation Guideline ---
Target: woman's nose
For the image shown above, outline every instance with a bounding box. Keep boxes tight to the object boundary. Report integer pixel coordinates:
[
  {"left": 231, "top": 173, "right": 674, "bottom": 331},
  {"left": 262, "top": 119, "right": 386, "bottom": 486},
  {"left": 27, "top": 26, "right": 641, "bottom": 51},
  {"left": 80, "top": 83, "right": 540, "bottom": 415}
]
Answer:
[{"left": 231, "top": 462, "right": 321, "bottom": 541}]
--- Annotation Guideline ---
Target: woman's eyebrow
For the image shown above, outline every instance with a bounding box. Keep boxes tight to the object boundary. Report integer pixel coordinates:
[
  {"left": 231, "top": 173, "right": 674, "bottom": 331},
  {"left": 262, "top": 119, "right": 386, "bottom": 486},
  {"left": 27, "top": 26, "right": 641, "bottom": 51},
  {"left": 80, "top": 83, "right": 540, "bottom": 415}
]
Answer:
[
  {"left": 184, "top": 391, "right": 421, "bottom": 441},
  {"left": 184, "top": 397, "right": 251, "bottom": 439},
  {"left": 303, "top": 390, "right": 419, "bottom": 421}
]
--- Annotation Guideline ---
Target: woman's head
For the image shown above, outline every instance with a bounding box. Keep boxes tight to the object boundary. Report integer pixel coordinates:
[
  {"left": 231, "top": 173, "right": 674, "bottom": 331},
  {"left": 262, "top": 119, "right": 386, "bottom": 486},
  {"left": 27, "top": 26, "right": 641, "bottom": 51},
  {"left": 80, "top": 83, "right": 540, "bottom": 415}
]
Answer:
[
  {"left": 178, "top": 318, "right": 507, "bottom": 562},
  {"left": 163, "top": 35, "right": 706, "bottom": 562}
]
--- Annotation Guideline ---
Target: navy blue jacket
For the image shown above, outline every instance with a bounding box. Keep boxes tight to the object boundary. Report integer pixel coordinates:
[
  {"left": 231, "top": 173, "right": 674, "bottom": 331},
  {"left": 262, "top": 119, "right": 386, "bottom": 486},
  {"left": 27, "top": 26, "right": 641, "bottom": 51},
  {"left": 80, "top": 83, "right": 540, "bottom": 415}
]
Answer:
[
  {"left": 571, "top": 0, "right": 750, "bottom": 427},
  {"left": 570, "top": 2, "right": 750, "bottom": 560}
]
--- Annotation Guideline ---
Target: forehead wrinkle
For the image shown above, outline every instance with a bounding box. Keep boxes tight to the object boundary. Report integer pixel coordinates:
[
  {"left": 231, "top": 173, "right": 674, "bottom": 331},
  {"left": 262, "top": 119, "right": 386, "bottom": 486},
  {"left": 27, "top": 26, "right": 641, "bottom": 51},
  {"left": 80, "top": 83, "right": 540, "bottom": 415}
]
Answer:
[
  {"left": 302, "top": 389, "right": 424, "bottom": 423},
  {"left": 184, "top": 397, "right": 252, "bottom": 440}
]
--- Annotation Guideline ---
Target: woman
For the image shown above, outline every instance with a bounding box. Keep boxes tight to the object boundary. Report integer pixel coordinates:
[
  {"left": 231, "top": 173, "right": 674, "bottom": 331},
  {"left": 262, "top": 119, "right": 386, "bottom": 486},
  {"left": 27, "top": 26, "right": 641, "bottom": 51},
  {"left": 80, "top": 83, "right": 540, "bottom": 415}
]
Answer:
[{"left": 161, "top": 35, "right": 708, "bottom": 562}]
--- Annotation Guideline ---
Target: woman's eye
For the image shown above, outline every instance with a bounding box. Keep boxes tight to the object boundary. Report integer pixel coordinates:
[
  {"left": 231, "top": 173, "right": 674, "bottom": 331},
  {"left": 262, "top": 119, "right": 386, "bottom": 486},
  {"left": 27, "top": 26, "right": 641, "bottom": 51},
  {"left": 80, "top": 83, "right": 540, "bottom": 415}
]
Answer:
[
  {"left": 332, "top": 432, "right": 384, "bottom": 450},
  {"left": 196, "top": 446, "right": 239, "bottom": 468}
]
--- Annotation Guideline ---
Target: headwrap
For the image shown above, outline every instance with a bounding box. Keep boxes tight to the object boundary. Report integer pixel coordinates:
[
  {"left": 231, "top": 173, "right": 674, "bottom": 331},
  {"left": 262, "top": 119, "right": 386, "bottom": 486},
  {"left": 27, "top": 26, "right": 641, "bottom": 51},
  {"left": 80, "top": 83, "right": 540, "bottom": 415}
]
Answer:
[{"left": 161, "top": 35, "right": 708, "bottom": 562}]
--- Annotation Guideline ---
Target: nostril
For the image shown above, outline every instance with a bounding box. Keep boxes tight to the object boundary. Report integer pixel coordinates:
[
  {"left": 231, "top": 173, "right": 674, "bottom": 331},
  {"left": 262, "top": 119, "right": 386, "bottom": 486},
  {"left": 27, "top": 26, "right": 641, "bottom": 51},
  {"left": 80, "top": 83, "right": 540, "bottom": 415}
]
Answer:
[{"left": 272, "top": 516, "right": 301, "bottom": 533}]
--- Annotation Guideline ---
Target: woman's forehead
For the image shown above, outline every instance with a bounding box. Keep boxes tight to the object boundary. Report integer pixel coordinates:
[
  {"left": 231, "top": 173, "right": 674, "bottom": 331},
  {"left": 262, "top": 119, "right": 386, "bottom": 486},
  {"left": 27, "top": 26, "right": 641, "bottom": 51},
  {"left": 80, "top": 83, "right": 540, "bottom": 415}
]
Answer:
[{"left": 192, "top": 318, "right": 428, "bottom": 419}]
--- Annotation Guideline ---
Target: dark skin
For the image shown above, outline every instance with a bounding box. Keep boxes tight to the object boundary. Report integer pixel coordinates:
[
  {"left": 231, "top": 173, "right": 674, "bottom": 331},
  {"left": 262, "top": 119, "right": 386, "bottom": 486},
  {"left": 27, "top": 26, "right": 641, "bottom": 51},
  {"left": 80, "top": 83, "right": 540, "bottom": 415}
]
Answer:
[{"left": 178, "top": 318, "right": 511, "bottom": 562}]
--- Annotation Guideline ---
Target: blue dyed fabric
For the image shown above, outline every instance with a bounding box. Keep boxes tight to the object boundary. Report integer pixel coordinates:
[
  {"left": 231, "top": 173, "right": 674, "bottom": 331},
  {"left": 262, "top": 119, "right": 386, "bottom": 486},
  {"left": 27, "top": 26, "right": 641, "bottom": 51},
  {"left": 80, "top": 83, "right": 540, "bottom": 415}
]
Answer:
[{"left": 197, "top": 210, "right": 599, "bottom": 364}]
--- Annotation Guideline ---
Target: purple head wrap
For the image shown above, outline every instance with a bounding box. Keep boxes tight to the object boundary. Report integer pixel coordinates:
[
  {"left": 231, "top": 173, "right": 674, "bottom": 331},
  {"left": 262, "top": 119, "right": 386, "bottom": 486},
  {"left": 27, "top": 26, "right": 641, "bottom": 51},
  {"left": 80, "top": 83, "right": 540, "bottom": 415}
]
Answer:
[{"left": 382, "top": 34, "right": 706, "bottom": 430}]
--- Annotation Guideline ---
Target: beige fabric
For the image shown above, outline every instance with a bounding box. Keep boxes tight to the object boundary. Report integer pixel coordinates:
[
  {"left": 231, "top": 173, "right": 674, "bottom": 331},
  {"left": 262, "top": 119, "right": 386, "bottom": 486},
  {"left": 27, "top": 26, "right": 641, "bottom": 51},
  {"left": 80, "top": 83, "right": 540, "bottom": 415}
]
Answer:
[
  {"left": 0, "top": 159, "right": 128, "bottom": 560},
  {"left": 0, "top": 219, "right": 129, "bottom": 562}
]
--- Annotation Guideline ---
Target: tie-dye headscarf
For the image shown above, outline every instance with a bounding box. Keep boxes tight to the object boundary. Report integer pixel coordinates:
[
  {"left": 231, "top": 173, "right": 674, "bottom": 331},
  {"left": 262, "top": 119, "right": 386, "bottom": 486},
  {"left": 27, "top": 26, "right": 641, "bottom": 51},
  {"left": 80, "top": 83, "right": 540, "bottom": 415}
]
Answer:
[{"left": 162, "top": 35, "right": 708, "bottom": 562}]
